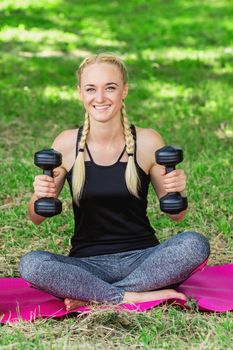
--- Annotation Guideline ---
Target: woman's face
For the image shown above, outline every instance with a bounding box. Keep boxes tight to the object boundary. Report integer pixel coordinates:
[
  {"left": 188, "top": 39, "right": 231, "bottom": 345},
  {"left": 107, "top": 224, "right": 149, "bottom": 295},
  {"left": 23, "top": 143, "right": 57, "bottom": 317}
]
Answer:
[{"left": 78, "top": 63, "right": 128, "bottom": 124}]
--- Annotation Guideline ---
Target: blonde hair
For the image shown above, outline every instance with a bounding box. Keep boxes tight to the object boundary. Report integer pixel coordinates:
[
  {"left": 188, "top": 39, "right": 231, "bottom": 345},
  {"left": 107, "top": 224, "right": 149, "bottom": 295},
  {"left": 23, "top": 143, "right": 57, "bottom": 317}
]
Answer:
[{"left": 72, "top": 53, "right": 140, "bottom": 204}]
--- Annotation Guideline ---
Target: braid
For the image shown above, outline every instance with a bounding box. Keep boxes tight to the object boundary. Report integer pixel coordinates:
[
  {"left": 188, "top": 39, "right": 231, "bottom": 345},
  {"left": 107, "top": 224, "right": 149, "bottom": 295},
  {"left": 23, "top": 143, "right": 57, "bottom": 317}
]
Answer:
[
  {"left": 79, "top": 112, "right": 90, "bottom": 150},
  {"left": 122, "top": 103, "right": 134, "bottom": 154},
  {"left": 122, "top": 103, "right": 140, "bottom": 198},
  {"left": 72, "top": 112, "right": 90, "bottom": 204}
]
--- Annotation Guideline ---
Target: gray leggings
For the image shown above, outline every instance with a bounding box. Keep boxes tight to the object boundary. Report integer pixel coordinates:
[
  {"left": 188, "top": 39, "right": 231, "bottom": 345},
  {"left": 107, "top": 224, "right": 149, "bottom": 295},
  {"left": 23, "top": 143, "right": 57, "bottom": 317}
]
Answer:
[{"left": 19, "top": 231, "right": 210, "bottom": 304}]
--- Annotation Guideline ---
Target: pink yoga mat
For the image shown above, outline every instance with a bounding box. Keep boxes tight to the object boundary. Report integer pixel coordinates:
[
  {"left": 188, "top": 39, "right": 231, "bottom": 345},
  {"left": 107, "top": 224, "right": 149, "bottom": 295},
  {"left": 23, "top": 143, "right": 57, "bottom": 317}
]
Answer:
[{"left": 1, "top": 264, "right": 233, "bottom": 324}]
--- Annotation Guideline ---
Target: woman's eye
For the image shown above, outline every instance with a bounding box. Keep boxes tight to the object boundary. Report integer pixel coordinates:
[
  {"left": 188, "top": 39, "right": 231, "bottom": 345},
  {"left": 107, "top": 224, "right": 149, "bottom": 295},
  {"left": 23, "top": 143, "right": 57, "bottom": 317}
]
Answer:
[{"left": 85, "top": 86, "right": 116, "bottom": 92}]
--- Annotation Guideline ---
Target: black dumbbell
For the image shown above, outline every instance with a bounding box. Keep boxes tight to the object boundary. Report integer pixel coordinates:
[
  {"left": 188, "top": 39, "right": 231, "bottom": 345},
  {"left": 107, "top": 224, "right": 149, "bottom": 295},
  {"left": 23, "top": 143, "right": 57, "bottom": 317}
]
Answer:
[
  {"left": 155, "top": 145, "right": 188, "bottom": 214},
  {"left": 34, "top": 149, "right": 62, "bottom": 217}
]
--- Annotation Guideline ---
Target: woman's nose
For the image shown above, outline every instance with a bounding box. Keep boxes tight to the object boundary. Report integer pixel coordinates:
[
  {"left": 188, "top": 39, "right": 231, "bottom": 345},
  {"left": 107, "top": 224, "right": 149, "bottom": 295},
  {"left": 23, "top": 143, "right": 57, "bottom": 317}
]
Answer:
[{"left": 95, "top": 90, "right": 105, "bottom": 103}]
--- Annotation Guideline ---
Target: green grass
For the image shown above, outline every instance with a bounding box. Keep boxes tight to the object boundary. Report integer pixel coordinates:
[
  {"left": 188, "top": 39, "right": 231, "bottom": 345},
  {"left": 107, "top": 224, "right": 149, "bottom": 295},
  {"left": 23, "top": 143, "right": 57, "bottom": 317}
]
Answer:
[{"left": 0, "top": 0, "right": 233, "bottom": 348}]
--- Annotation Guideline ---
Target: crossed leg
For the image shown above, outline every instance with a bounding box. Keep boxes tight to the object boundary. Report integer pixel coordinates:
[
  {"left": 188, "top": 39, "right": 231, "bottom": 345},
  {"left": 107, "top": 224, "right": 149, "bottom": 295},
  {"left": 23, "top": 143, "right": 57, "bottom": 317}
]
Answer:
[
  {"left": 19, "top": 231, "right": 210, "bottom": 311},
  {"left": 64, "top": 232, "right": 210, "bottom": 310}
]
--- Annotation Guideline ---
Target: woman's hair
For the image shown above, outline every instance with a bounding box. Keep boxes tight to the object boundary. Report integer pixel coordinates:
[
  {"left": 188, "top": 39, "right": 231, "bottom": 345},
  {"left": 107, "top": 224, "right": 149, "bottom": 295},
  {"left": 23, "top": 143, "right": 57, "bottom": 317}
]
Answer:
[{"left": 72, "top": 53, "right": 140, "bottom": 204}]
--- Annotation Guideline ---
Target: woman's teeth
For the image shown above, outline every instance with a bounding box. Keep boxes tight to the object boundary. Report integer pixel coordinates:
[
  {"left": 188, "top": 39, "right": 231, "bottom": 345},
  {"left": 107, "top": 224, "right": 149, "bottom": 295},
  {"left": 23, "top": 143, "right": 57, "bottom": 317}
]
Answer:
[{"left": 94, "top": 105, "right": 110, "bottom": 110}]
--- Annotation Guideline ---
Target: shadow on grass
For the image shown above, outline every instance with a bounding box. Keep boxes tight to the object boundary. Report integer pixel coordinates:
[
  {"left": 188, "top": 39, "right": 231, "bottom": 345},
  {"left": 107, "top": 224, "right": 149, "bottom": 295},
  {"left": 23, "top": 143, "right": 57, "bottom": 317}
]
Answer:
[
  {"left": 1, "top": 0, "right": 233, "bottom": 48},
  {"left": 1, "top": 0, "right": 232, "bottom": 179}
]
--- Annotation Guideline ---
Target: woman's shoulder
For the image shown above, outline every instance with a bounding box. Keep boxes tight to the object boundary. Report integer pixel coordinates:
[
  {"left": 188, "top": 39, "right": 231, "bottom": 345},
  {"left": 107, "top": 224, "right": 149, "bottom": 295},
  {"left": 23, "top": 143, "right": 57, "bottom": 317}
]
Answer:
[
  {"left": 135, "top": 126, "right": 165, "bottom": 151},
  {"left": 52, "top": 128, "right": 79, "bottom": 152},
  {"left": 51, "top": 128, "right": 79, "bottom": 172},
  {"left": 53, "top": 128, "right": 79, "bottom": 142},
  {"left": 133, "top": 126, "right": 165, "bottom": 174}
]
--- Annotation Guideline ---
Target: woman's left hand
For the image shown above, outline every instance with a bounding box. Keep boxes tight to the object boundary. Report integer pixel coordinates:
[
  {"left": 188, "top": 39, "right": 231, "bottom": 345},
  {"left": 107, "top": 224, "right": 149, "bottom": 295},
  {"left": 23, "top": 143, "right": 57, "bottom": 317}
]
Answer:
[{"left": 160, "top": 168, "right": 187, "bottom": 194}]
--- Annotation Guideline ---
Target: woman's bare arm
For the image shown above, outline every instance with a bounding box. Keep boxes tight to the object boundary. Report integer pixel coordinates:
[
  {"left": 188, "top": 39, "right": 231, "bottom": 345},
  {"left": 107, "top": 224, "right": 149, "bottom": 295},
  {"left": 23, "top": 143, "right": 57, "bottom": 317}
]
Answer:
[
  {"left": 28, "top": 129, "right": 77, "bottom": 225},
  {"left": 137, "top": 128, "right": 187, "bottom": 221}
]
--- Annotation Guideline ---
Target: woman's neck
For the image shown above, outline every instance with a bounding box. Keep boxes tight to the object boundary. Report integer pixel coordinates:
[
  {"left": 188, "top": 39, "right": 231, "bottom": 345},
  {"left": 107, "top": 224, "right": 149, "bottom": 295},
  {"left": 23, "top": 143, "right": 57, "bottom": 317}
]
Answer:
[{"left": 87, "top": 120, "right": 124, "bottom": 147}]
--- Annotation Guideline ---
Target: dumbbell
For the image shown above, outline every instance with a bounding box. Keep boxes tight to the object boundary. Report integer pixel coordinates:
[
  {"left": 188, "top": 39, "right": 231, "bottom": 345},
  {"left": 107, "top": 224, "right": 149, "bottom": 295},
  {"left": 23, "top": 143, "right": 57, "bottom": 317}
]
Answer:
[
  {"left": 155, "top": 145, "right": 188, "bottom": 214},
  {"left": 34, "top": 149, "right": 62, "bottom": 217}
]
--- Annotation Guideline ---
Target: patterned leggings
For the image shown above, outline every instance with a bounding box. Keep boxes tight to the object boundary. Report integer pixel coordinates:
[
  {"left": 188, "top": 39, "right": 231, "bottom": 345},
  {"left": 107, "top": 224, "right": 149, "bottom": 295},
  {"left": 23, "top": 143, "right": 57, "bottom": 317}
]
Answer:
[{"left": 19, "top": 231, "right": 210, "bottom": 304}]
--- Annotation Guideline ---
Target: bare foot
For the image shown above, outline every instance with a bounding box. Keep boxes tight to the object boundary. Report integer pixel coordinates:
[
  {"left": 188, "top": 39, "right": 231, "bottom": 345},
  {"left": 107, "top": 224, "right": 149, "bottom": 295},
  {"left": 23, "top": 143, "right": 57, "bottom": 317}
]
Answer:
[
  {"left": 64, "top": 298, "right": 89, "bottom": 311},
  {"left": 122, "top": 289, "right": 187, "bottom": 304}
]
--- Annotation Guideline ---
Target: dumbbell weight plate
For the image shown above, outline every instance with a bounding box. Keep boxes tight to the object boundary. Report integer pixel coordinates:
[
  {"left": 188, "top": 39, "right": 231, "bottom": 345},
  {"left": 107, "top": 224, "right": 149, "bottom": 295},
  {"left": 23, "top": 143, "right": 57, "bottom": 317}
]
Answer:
[
  {"left": 156, "top": 145, "right": 183, "bottom": 166},
  {"left": 34, "top": 198, "right": 62, "bottom": 217},
  {"left": 34, "top": 149, "right": 62, "bottom": 169},
  {"left": 160, "top": 193, "right": 188, "bottom": 214}
]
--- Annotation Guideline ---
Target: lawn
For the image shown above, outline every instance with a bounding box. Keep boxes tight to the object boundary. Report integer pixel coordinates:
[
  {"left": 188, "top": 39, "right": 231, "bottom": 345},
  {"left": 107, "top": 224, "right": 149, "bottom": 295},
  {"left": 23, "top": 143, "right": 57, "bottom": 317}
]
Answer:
[{"left": 0, "top": 0, "right": 233, "bottom": 348}]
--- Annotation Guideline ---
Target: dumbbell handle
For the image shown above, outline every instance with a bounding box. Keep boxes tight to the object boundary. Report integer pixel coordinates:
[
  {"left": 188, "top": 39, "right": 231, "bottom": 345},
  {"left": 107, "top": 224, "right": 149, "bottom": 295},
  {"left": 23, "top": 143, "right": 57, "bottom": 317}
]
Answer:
[
  {"left": 43, "top": 169, "right": 53, "bottom": 177},
  {"left": 164, "top": 164, "right": 179, "bottom": 198},
  {"left": 165, "top": 165, "right": 175, "bottom": 175}
]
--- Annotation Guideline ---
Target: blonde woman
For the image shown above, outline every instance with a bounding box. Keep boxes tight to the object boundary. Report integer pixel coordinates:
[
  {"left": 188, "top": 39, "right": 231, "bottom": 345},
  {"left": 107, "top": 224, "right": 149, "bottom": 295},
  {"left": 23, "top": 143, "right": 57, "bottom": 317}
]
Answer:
[{"left": 20, "top": 53, "right": 210, "bottom": 311}]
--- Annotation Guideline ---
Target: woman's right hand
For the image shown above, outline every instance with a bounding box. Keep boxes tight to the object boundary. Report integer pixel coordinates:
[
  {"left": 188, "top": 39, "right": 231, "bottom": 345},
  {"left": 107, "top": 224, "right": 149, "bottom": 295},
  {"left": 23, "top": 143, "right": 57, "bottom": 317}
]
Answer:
[{"left": 33, "top": 170, "right": 60, "bottom": 199}]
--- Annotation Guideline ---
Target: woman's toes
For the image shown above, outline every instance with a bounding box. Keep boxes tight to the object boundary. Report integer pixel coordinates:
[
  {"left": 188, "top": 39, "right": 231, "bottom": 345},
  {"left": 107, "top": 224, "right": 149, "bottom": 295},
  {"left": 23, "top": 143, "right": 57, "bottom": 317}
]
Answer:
[
  {"left": 64, "top": 298, "right": 88, "bottom": 311},
  {"left": 177, "top": 293, "right": 187, "bottom": 301},
  {"left": 64, "top": 298, "right": 70, "bottom": 306},
  {"left": 167, "top": 290, "right": 186, "bottom": 301},
  {"left": 64, "top": 298, "right": 73, "bottom": 310}
]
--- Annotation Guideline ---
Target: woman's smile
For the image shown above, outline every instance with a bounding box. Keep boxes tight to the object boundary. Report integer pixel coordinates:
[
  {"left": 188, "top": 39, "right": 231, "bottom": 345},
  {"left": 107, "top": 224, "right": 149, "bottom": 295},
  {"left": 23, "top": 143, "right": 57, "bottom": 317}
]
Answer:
[
  {"left": 93, "top": 104, "right": 111, "bottom": 112},
  {"left": 78, "top": 63, "right": 128, "bottom": 123}
]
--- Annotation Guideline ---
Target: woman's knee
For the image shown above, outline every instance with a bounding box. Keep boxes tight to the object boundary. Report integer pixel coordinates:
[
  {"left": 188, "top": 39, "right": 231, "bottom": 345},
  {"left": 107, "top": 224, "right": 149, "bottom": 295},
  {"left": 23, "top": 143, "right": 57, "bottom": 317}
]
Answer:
[
  {"left": 181, "top": 231, "right": 210, "bottom": 263},
  {"left": 19, "top": 250, "right": 50, "bottom": 282}
]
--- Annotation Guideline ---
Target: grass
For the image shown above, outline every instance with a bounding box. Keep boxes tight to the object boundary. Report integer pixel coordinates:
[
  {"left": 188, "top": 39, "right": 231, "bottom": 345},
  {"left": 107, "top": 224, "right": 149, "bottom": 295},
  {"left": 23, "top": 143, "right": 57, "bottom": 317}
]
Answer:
[{"left": 0, "top": 0, "right": 233, "bottom": 348}]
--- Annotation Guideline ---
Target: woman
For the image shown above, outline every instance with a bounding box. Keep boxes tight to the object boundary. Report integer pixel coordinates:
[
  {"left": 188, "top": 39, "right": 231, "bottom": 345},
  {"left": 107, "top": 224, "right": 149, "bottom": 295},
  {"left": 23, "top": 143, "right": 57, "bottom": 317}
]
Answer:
[{"left": 19, "top": 53, "right": 210, "bottom": 311}]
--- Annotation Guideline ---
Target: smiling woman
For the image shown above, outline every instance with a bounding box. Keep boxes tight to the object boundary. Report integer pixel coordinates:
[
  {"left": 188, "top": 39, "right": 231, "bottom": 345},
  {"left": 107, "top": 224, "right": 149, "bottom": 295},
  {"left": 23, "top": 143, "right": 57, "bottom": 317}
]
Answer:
[
  {"left": 78, "top": 62, "right": 128, "bottom": 125},
  {"left": 73, "top": 54, "right": 135, "bottom": 202},
  {"left": 19, "top": 52, "right": 210, "bottom": 312}
]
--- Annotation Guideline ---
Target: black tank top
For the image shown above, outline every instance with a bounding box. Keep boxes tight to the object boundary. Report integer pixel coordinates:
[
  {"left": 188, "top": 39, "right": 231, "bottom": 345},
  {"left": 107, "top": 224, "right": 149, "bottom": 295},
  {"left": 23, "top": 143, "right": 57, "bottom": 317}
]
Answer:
[{"left": 66, "top": 125, "right": 159, "bottom": 257}]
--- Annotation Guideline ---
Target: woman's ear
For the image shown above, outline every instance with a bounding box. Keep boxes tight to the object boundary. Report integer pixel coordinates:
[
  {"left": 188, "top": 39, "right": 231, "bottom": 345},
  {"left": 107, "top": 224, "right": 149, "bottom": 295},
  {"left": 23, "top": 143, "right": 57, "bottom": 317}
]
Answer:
[
  {"left": 77, "top": 85, "right": 83, "bottom": 101},
  {"left": 123, "top": 84, "right": 129, "bottom": 99}
]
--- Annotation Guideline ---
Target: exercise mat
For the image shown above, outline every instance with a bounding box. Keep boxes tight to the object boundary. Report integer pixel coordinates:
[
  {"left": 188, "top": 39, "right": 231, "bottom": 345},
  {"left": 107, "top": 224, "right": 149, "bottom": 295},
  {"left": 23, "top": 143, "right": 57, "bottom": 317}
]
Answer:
[{"left": 1, "top": 264, "right": 233, "bottom": 324}]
